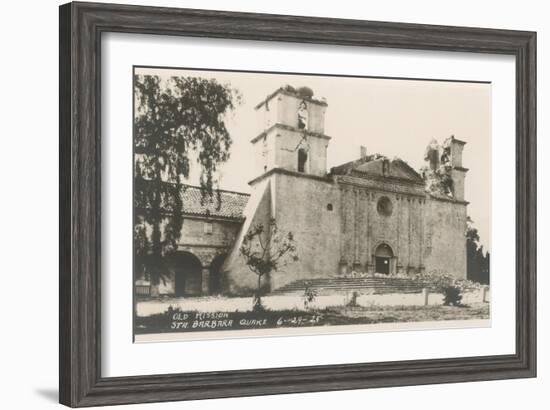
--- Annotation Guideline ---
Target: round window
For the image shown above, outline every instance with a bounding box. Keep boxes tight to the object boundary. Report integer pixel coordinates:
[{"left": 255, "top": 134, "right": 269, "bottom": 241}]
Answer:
[{"left": 377, "top": 196, "right": 393, "bottom": 217}]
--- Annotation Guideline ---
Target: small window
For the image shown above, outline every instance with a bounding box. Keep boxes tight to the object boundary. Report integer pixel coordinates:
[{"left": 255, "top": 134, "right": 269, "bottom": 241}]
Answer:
[
  {"left": 377, "top": 196, "right": 393, "bottom": 217},
  {"left": 204, "top": 222, "right": 213, "bottom": 235},
  {"left": 298, "top": 148, "right": 308, "bottom": 173},
  {"left": 327, "top": 203, "right": 333, "bottom": 211}
]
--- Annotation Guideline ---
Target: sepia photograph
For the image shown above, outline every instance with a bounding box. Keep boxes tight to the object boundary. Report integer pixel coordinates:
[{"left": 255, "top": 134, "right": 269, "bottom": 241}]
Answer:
[{"left": 132, "top": 66, "right": 492, "bottom": 342}]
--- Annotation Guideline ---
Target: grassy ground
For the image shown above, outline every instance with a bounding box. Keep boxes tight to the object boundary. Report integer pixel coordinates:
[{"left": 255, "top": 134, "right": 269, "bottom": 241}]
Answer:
[
  {"left": 136, "top": 290, "right": 488, "bottom": 316},
  {"left": 135, "top": 303, "right": 490, "bottom": 335},
  {"left": 325, "top": 303, "right": 490, "bottom": 324}
]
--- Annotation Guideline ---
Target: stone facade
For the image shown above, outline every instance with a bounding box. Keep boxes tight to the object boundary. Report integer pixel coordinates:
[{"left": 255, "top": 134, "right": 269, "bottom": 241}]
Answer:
[
  {"left": 139, "top": 85, "right": 469, "bottom": 297},
  {"left": 222, "top": 86, "right": 468, "bottom": 295},
  {"left": 136, "top": 186, "right": 249, "bottom": 297}
]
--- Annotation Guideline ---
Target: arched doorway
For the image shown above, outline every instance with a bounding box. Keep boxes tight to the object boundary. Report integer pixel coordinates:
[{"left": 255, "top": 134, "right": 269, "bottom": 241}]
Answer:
[
  {"left": 209, "top": 254, "right": 227, "bottom": 295},
  {"left": 374, "top": 243, "right": 394, "bottom": 275},
  {"left": 170, "top": 252, "right": 202, "bottom": 297}
]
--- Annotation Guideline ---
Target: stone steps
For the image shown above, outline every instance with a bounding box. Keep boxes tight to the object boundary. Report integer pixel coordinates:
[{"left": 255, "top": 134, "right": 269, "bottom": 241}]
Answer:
[{"left": 272, "top": 276, "right": 430, "bottom": 295}]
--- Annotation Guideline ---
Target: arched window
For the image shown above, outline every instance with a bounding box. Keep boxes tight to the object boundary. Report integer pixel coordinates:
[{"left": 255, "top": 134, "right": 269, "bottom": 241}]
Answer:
[{"left": 298, "top": 148, "right": 308, "bottom": 173}]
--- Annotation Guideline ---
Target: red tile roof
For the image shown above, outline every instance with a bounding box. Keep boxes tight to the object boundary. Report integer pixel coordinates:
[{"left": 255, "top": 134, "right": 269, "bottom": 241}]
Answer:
[{"left": 181, "top": 185, "right": 250, "bottom": 220}]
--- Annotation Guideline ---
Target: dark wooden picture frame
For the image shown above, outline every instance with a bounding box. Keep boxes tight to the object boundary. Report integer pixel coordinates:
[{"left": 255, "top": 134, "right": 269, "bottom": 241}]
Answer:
[{"left": 59, "top": 2, "right": 536, "bottom": 407}]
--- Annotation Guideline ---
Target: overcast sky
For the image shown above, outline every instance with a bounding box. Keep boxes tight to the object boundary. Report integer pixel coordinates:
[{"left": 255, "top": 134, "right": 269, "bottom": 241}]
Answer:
[{"left": 135, "top": 67, "right": 492, "bottom": 250}]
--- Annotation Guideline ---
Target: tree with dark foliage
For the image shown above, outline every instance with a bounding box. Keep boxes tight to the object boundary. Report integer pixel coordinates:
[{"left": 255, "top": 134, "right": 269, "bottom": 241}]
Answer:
[
  {"left": 466, "top": 217, "right": 490, "bottom": 284},
  {"left": 239, "top": 218, "right": 299, "bottom": 311},
  {"left": 134, "top": 75, "right": 241, "bottom": 294}
]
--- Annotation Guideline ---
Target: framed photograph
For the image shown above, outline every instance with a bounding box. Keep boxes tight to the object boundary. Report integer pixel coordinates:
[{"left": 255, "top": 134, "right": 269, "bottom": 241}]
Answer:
[{"left": 59, "top": 2, "right": 536, "bottom": 407}]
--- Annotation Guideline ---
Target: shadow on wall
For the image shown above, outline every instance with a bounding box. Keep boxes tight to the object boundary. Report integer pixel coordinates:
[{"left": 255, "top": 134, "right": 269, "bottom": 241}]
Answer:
[{"left": 34, "top": 388, "right": 58, "bottom": 403}]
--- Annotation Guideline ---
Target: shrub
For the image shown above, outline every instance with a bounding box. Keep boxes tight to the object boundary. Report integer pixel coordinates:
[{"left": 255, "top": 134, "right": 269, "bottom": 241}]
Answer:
[
  {"left": 347, "top": 291, "right": 360, "bottom": 307},
  {"left": 442, "top": 286, "right": 463, "bottom": 306},
  {"left": 411, "top": 272, "right": 481, "bottom": 307},
  {"left": 303, "top": 282, "right": 318, "bottom": 310}
]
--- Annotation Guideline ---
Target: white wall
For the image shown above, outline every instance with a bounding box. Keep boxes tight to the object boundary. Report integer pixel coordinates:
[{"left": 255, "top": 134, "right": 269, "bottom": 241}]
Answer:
[{"left": 0, "top": 0, "right": 546, "bottom": 409}]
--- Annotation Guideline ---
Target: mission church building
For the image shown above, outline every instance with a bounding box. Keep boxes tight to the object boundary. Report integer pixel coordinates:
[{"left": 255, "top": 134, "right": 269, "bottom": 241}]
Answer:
[{"left": 140, "top": 85, "right": 469, "bottom": 297}]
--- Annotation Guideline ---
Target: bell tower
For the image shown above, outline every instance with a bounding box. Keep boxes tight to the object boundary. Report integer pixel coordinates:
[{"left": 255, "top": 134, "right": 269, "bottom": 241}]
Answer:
[
  {"left": 251, "top": 86, "right": 330, "bottom": 180},
  {"left": 443, "top": 135, "right": 468, "bottom": 201}
]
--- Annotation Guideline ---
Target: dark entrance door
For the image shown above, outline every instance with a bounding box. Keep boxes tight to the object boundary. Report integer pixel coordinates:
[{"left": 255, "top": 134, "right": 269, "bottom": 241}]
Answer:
[
  {"left": 374, "top": 243, "right": 394, "bottom": 275},
  {"left": 375, "top": 257, "right": 390, "bottom": 274}
]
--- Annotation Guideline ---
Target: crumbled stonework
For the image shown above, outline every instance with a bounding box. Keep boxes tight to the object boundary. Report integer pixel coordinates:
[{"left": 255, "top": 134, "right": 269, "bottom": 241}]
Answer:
[{"left": 421, "top": 137, "right": 457, "bottom": 198}]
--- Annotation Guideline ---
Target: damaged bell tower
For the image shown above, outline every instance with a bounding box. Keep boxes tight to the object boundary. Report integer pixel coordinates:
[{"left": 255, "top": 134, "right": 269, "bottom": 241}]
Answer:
[
  {"left": 250, "top": 85, "right": 330, "bottom": 179},
  {"left": 446, "top": 136, "right": 468, "bottom": 201},
  {"left": 423, "top": 135, "right": 468, "bottom": 201}
]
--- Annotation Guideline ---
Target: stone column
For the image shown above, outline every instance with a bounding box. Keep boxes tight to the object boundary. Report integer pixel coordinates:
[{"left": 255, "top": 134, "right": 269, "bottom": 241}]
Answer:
[
  {"left": 396, "top": 196, "right": 402, "bottom": 273},
  {"left": 339, "top": 186, "right": 346, "bottom": 266},
  {"left": 201, "top": 267, "right": 210, "bottom": 295},
  {"left": 390, "top": 257, "right": 396, "bottom": 275},
  {"left": 364, "top": 191, "right": 370, "bottom": 270},
  {"left": 353, "top": 189, "right": 361, "bottom": 271},
  {"left": 407, "top": 198, "right": 412, "bottom": 270},
  {"left": 422, "top": 288, "right": 429, "bottom": 306},
  {"left": 338, "top": 257, "right": 348, "bottom": 276},
  {"left": 419, "top": 198, "right": 425, "bottom": 273},
  {"left": 366, "top": 193, "right": 374, "bottom": 273},
  {"left": 482, "top": 286, "right": 489, "bottom": 303},
  {"left": 367, "top": 253, "right": 375, "bottom": 274}
]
